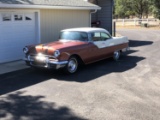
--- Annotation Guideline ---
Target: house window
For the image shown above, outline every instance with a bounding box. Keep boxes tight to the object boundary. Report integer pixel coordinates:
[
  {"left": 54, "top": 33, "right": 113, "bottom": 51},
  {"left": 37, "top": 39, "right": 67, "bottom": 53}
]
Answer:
[
  {"left": 25, "top": 16, "right": 32, "bottom": 20},
  {"left": 14, "top": 14, "right": 23, "bottom": 21},
  {"left": 25, "top": 14, "right": 33, "bottom": 21},
  {"left": 2, "top": 14, "right": 11, "bottom": 21}
]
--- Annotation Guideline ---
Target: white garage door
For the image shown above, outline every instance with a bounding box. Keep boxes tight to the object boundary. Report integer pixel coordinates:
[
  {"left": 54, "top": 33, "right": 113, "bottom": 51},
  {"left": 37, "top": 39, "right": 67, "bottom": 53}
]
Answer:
[{"left": 0, "top": 12, "right": 38, "bottom": 63}]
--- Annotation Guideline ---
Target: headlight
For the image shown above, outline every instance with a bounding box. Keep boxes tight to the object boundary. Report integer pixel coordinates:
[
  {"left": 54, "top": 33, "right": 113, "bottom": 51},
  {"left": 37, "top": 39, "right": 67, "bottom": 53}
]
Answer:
[
  {"left": 53, "top": 50, "right": 60, "bottom": 58},
  {"left": 23, "top": 47, "right": 29, "bottom": 54}
]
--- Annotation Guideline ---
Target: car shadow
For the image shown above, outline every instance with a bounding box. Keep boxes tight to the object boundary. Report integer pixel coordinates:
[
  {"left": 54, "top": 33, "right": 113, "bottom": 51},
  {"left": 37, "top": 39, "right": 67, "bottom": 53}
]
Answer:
[
  {"left": 54, "top": 55, "right": 145, "bottom": 82},
  {"left": 0, "top": 91, "right": 87, "bottom": 120},
  {"left": 129, "top": 40, "right": 153, "bottom": 47},
  {"left": 0, "top": 54, "right": 145, "bottom": 95}
]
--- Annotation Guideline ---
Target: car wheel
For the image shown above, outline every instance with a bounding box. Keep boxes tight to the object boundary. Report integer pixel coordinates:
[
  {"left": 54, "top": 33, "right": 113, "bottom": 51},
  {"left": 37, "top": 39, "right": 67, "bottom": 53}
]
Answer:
[
  {"left": 113, "top": 51, "right": 120, "bottom": 61},
  {"left": 65, "top": 57, "right": 78, "bottom": 74}
]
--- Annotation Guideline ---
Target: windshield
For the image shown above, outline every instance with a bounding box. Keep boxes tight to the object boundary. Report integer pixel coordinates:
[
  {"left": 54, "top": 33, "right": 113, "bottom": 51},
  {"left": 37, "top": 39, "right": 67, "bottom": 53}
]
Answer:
[{"left": 60, "top": 31, "right": 88, "bottom": 42}]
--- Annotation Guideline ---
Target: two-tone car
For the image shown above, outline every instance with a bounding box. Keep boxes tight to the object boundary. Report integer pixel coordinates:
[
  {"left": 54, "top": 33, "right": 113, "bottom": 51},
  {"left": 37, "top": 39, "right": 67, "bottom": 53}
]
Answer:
[{"left": 23, "top": 27, "right": 129, "bottom": 74}]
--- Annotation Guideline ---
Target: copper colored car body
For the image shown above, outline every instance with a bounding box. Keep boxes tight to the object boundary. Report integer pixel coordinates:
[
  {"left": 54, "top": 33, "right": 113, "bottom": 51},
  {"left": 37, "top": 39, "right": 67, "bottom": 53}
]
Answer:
[{"left": 23, "top": 27, "right": 129, "bottom": 73}]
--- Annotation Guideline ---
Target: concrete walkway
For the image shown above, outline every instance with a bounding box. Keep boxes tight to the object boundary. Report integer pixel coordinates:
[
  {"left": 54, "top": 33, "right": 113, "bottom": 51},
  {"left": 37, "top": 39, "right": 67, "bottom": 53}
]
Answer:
[{"left": 0, "top": 60, "right": 29, "bottom": 75}]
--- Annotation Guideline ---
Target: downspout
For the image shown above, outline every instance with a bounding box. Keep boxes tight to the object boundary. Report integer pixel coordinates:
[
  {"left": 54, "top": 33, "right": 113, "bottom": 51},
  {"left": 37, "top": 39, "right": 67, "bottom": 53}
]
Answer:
[
  {"left": 112, "top": 0, "right": 114, "bottom": 35},
  {"left": 90, "top": 9, "right": 97, "bottom": 27}
]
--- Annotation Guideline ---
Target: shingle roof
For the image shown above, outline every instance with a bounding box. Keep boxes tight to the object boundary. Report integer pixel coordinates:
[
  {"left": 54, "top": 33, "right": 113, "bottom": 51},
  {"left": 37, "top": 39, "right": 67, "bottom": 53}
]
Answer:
[{"left": 0, "top": 0, "right": 100, "bottom": 9}]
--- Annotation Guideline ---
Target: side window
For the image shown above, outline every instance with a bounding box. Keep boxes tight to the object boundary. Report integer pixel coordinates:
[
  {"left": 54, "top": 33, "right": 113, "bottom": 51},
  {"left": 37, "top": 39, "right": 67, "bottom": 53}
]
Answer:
[
  {"left": 101, "top": 32, "right": 111, "bottom": 40},
  {"left": 91, "top": 32, "right": 101, "bottom": 41}
]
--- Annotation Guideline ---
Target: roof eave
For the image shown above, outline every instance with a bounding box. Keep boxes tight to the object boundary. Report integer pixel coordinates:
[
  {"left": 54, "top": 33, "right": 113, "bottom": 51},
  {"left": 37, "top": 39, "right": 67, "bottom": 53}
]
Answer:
[{"left": 0, "top": 4, "right": 101, "bottom": 10}]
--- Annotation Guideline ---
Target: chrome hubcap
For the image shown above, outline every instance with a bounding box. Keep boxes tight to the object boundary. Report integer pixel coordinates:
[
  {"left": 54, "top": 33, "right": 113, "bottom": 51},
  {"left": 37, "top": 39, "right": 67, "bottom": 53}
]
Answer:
[
  {"left": 114, "top": 51, "right": 120, "bottom": 60},
  {"left": 68, "top": 59, "right": 77, "bottom": 73}
]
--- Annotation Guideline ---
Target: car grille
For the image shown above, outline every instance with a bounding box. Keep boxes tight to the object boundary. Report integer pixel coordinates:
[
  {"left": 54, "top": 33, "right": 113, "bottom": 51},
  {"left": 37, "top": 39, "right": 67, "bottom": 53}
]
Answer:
[{"left": 29, "top": 55, "right": 48, "bottom": 67}]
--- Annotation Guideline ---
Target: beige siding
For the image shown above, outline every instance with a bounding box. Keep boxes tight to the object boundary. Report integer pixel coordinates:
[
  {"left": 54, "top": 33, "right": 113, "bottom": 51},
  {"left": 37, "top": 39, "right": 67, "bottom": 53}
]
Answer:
[{"left": 40, "top": 9, "right": 90, "bottom": 43}]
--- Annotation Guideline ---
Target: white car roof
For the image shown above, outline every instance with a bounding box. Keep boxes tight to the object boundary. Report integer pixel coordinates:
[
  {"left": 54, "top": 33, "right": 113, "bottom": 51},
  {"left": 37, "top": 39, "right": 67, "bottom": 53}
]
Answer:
[{"left": 61, "top": 27, "right": 110, "bottom": 34}]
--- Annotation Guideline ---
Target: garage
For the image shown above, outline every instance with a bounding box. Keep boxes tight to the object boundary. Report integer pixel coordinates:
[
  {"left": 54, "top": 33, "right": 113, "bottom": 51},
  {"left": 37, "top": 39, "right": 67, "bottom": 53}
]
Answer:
[
  {"left": 0, "top": 0, "right": 101, "bottom": 63},
  {"left": 0, "top": 11, "right": 39, "bottom": 63}
]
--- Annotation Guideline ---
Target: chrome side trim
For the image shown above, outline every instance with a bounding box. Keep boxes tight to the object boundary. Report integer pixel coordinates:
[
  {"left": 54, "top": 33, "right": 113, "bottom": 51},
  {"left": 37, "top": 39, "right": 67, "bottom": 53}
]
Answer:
[{"left": 106, "top": 42, "right": 129, "bottom": 48}]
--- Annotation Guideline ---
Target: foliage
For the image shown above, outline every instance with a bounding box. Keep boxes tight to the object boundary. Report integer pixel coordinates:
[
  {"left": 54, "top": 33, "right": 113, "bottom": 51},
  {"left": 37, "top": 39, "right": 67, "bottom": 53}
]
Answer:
[
  {"left": 131, "top": 0, "right": 150, "bottom": 19},
  {"left": 151, "top": 0, "right": 160, "bottom": 20},
  {"left": 114, "top": 0, "right": 134, "bottom": 18},
  {"left": 114, "top": 0, "right": 159, "bottom": 19}
]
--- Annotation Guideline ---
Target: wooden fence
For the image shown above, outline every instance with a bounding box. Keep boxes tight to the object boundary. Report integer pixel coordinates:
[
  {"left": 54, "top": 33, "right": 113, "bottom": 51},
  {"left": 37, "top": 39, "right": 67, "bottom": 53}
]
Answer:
[{"left": 114, "top": 19, "right": 160, "bottom": 27}]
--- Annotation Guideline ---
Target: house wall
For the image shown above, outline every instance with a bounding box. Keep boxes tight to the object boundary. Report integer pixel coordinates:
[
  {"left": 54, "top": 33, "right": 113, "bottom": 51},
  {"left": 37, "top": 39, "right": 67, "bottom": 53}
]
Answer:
[
  {"left": 90, "top": 0, "right": 113, "bottom": 34},
  {"left": 98, "top": 0, "right": 113, "bottom": 34},
  {"left": 40, "top": 9, "right": 90, "bottom": 43}
]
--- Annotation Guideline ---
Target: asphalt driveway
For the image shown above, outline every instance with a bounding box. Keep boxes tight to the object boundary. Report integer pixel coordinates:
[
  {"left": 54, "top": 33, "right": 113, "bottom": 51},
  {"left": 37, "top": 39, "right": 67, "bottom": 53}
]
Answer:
[{"left": 0, "top": 29, "right": 160, "bottom": 120}]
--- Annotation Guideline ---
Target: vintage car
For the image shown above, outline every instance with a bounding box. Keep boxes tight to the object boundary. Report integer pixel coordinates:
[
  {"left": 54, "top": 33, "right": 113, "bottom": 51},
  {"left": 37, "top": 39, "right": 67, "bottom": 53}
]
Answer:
[{"left": 23, "top": 27, "right": 129, "bottom": 73}]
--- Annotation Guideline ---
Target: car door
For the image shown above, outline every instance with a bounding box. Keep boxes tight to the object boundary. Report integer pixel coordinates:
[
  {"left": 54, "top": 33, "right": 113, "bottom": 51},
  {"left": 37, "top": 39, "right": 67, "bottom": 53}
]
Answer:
[
  {"left": 100, "top": 32, "right": 115, "bottom": 57},
  {"left": 90, "top": 32, "right": 109, "bottom": 60},
  {"left": 97, "top": 32, "right": 115, "bottom": 58},
  {"left": 92, "top": 32, "right": 106, "bottom": 49},
  {"left": 91, "top": 31, "right": 116, "bottom": 59}
]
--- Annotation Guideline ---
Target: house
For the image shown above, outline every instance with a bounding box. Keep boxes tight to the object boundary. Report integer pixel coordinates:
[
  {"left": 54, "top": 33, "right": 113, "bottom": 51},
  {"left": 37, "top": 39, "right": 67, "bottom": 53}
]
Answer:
[
  {"left": 88, "top": 0, "right": 114, "bottom": 34},
  {"left": 0, "top": 0, "right": 113, "bottom": 63}
]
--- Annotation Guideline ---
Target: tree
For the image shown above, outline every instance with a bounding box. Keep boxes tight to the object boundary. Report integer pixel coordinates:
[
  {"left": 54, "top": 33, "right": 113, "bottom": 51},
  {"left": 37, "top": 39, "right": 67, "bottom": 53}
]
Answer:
[
  {"left": 114, "top": 0, "right": 151, "bottom": 19},
  {"left": 114, "top": 0, "right": 134, "bottom": 18},
  {"left": 130, "top": 0, "right": 151, "bottom": 19},
  {"left": 151, "top": 0, "right": 160, "bottom": 20}
]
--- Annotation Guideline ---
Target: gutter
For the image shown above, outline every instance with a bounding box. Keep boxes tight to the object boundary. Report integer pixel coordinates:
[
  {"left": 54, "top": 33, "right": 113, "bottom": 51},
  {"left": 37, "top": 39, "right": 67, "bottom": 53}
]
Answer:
[
  {"left": 90, "top": 9, "right": 98, "bottom": 27},
  {"left": 0, "top": 4, "right": 101, "bottom": 10}
]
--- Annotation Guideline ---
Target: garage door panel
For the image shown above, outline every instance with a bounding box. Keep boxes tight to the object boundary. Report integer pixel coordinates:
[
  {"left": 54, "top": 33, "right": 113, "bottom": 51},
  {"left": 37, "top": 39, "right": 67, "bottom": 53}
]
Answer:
[
  {"left": 0, "top": 12, "right": 38, "bottom": 63},
  {"left": 0, "top": 47, "right": 25, "bottom": 61},
  {"left": 1, "top": 28, "right": 14, "bottom": 34}
]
